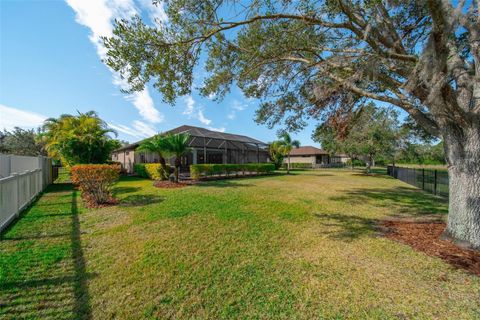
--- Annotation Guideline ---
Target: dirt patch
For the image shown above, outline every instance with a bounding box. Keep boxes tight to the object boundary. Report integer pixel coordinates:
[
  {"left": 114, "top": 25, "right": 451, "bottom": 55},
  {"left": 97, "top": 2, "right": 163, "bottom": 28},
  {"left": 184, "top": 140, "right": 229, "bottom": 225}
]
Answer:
[
  {"left": 381, "top": 220, "right": 480, "bottom": 276},
  {"left": 153, "top": 180, "right": 195, "bottom": 189}
]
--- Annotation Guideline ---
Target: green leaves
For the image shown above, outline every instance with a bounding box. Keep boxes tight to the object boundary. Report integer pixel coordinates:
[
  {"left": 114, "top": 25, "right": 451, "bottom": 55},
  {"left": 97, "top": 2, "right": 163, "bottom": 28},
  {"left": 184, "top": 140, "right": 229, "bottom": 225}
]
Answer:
[
  {"left": 40, "top": 111, "right": 119, "bottom": 166},
  {"left": 313, "top": 103, "right": 399, "bottom": 163}
]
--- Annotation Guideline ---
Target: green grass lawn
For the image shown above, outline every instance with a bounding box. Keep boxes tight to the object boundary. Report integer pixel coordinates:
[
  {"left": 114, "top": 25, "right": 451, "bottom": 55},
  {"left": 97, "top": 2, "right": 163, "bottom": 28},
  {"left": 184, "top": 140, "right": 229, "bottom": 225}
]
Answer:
[{"left": 1, "top": 170, "right": 479, "bottom": 319}]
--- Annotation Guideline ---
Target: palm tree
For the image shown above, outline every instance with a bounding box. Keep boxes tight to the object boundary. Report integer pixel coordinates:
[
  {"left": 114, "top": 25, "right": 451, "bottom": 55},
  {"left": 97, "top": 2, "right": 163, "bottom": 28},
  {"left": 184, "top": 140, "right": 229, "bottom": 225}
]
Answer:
[
  {"left": 137, "top": 134, "right": 170, "bottom": 180},
  {"left": 40, "top": 111, "right": 118, "bottom": 166},
  {"left": 279, "top": 132, "right": 300, "bottom": 174},
  {"left": 163, "top": 133, "right": 191, "bottom": 182},
  {"left": 268, "top": 140, "right": 287, "bottom": 170}
]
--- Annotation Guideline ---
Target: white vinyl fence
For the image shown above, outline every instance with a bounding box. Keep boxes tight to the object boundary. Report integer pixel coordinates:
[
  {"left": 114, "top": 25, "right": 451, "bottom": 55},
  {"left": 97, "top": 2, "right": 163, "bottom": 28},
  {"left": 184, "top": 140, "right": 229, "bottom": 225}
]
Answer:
[{"left": 0, "top": 154, "right": 53, "bottom": 231}]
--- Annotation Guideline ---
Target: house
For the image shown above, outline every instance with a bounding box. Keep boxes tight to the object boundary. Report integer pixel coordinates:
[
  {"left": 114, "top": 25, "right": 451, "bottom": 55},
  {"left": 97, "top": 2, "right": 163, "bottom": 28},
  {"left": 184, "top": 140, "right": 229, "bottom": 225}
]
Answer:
[
  {"left": 111, "top": 125, "right": 269, "bottom": 173},
  {"left": 285, "top": 146, "right": 349, "bottom": 168}
]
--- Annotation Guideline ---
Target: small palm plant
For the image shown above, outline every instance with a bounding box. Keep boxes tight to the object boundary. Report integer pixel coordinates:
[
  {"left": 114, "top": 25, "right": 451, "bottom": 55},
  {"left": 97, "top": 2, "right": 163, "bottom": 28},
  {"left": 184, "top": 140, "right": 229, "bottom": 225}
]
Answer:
[
  {"left": 163, "top": 133, "right": 191, "bottom": 182},
  {"left": 137, "top": 134, "right": 169, "bottom": 180},
  {"left": 279, "top": 132, "right": 300, "bottom": 174},
  {"left": 268, "top": 141, "right": 287, "bottom": 170}
]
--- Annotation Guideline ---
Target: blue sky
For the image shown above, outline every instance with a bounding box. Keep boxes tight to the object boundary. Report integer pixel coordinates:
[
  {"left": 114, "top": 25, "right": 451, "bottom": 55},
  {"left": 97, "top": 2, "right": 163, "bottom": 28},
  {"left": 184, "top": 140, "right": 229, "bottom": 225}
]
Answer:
[{"left": 0, "top": 0, "right": 318, "bottom": 145}]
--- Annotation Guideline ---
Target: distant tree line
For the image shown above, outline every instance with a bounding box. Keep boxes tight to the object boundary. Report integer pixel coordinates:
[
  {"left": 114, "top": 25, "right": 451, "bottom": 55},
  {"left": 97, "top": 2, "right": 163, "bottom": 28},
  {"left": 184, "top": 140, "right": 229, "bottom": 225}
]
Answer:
[
  {"left": 313, "top": 103, "right": 445, "bottom": 171},
  {"left": 0, "top": 127, "right": 46, "bottom": 156}
]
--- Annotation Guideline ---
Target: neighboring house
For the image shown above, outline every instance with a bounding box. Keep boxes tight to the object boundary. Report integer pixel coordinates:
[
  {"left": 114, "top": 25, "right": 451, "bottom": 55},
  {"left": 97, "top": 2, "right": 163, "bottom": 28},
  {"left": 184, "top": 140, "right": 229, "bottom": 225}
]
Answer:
[
  {"left": 111, "top": 125, "right": 269, "bottom": 173},
  {"left": 286, "top": 146, "right": 349, "bottom": 168}
]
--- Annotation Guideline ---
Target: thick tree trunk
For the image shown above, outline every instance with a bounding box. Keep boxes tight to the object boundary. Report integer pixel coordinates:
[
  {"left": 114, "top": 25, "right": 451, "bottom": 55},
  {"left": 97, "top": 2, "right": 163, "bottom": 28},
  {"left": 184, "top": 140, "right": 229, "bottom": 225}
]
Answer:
[{"left": 443, "top": 124, "right": 480, "bottom": 249}]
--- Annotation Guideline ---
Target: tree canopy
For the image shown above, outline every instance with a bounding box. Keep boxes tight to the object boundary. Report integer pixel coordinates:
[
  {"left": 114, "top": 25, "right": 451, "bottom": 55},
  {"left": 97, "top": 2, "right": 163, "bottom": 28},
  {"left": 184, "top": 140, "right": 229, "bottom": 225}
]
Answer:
[
  {"left": 40, "top": 111, "right": 120, "bottom": 166},
  {"left": 104, "top": 0, "right": 477, "bottom": 136},
  {"left": 0, "top": 127, "right": 46, "bottom": 156},
  {"left": 314, "top": 103, "right": 398, "bottom": 169}
]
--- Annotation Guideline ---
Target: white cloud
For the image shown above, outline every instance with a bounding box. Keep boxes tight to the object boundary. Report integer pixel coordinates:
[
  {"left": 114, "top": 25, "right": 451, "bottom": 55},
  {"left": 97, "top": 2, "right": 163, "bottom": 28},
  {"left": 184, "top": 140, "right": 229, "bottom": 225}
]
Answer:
[
  {"left": 227, "top": 99, "right": 247, "bottom": 120},
  {"left": 183, "top": 95, "right": 195, "bottom": 116},
  {"left": 108, "top": 120, "right": 157, "bottom": 139},
  {"left": 66, "top": 0, "right": 164, "bottom": 124},
  {"left": 197, "top": 110, "right": 211, "bottom": 126},
  {"left": 182, "top": 95, "right": 212, "bottom": 125},
  {"left": 108, "top": 122, "right": 146, "bottom": 138},
  {"left": 206, "top": 126, "right": 226, "bottom": 133},
  {"left": 126, "top": 87, "right": 164, "bottom": 123},
  {"left": 0, "top": 104, "right": 47, "bottom": 131},
  {"left": 138, "top": 0, "right": 168, "bottom": 24},
  {"left": 132, "top": 120, "right": 157, "bottom": 137}
]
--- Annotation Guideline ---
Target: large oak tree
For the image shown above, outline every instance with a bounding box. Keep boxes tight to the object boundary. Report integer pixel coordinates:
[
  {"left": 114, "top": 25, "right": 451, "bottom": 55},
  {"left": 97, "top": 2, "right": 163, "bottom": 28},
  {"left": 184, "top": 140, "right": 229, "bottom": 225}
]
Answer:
[{"left": 104, "top": 0, "right": 480, "bottom": 248}]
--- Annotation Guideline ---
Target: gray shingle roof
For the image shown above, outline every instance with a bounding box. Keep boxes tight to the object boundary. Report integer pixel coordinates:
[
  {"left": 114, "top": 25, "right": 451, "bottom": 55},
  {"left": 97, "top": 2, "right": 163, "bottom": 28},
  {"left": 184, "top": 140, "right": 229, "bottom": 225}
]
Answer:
[{"left": 113, "top": 125, "right": 267, "bottom": 152}]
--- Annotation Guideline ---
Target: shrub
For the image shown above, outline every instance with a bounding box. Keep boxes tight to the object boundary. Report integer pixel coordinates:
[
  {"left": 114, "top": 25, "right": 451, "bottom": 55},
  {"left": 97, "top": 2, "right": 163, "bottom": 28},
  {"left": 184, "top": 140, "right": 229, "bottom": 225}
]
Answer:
[
  {"left": 346, "top": 159, "right": 366, "bottom": 167},
  {"left": 71, "top": 164, "right": 120, "bottom": 207},
  {"left": 283, "top": 163, "right": 313, "bottom": 170},
  {"left": 134, "top": 163, "right": 170, "bottom": 180},
  {"left": 190, "top": 163, "right": 275, "bottom": 180}
]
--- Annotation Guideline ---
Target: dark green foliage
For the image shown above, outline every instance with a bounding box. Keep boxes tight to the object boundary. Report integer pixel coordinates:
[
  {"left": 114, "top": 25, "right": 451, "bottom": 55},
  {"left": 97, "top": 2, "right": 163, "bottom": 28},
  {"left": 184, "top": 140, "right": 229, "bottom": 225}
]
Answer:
[
  {"left": 395, "top": 141, "right": 445, "bottom": 165},
  {"left": 0, "top": 127, "right": 46, "bottom": 156},
  {"left": 190, "top": 163, "right": 275, "bottom": 180}
]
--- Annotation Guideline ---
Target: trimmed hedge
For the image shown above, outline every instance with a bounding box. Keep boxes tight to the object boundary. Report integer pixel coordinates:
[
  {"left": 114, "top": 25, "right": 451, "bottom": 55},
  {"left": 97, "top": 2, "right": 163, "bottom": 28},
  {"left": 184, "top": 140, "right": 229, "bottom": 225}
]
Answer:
[
  {"left": 71, "top": 164, "right": 120, "bottom": 206},
  {"left": 134, "top": 163, "right": 170, "bottom": 180},
  {"left": 283, "top": 163, "right": 313, "bottom": 169},
  {"left": 190, "top": 163, "right": 275, "bottom": 180}
]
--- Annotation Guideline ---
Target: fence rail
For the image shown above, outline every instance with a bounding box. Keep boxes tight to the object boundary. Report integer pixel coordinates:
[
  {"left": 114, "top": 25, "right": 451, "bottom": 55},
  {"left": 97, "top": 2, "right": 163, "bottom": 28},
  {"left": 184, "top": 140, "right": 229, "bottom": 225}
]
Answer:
[
  {"left": 387, "top": 165, "right": 449, "bottom": 198},
  {"left": 0, "top": 155, "right": 53, "bottom": 232},
  {"left": 0, "top": 169, "right": 44, "bottom": 231}
]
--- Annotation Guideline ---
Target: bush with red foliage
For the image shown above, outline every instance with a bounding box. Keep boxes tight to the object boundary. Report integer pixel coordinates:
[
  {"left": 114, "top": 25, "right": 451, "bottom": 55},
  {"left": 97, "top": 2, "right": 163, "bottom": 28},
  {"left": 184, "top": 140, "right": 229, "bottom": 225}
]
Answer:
[{"left": 71, "top": 164, "right": 120, "bottom": 207}]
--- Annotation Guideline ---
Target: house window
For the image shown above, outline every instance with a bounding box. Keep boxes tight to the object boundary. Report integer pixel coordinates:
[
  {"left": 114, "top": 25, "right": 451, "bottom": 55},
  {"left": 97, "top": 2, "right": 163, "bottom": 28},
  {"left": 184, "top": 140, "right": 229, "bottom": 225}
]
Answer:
[
  {"left": 126, "top": 151, "right": 130, "bottom": 155},
  {"left": 140, "top": 154, "right": 145, "bottom": 163}
]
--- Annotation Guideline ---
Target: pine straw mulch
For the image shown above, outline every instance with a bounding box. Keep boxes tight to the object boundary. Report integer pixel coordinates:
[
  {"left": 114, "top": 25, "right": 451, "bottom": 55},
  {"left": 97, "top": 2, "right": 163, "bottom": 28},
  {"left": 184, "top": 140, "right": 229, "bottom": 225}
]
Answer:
[{"left": 381, "top": 219, "right": 480, "bottom": 277}]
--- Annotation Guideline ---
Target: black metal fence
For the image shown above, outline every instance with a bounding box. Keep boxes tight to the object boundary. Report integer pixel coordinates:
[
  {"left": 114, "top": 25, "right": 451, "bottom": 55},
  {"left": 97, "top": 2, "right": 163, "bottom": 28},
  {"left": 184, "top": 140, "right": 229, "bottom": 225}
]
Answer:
[{"left": 387, "top": 166, "right": 449, "bottom": 198}]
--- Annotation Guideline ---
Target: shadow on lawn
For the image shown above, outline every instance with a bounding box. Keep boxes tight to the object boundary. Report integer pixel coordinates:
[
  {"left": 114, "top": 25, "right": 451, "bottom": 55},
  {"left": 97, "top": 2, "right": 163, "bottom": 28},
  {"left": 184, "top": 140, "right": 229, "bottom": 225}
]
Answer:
[
  {"left": 0, "top": 184, "right": 95, "bottom": 319},
  {"left": 316, "top": 186, "right": 448, "bottom": 241},
  {"left": 120, "top": 194, "right": 165, "bottom": 207},
  {"left": 113, "top": 186, "right": 141, "bottom": 196},
  {"left": 195, "top": 179, "right": 256, "bottom": 188},
  {"left": 330, "top": 186, "right": 448, "bottom": 216},
  {"left": 314, "top": 212, "right": 377, "bottom": 240}
]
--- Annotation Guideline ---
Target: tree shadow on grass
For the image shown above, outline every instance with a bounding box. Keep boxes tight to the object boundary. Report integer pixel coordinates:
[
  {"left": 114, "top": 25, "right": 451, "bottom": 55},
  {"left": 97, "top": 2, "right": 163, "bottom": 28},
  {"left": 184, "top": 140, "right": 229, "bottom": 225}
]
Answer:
[
  {"left": 286, "top": 172, "right": 335, "bottom": 177},
  {"left": 120, "top": 194, "right": 165, "bottom": 207},
  {"left": 194, "top": 180, "right": 256, "bottom": 188},
  {"left": 0, "top": 184, "right": 95, "bottom": 319},
  {"left": 315, "top": 186, "right": 448, "bottom": 242},
  {"left": 313, "top": 212, "right": 378, "bottom": 241},
  {"left": 330, "top": 186, "right": 448, "bottom": 217},
  {"left": 112, "top": 186, "right": 141, "bottom": 196}
]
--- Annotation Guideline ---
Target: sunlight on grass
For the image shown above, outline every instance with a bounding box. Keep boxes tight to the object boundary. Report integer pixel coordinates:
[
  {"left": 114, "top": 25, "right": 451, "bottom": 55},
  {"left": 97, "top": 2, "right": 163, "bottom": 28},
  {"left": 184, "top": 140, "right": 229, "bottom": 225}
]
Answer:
[{"left": 1, "top": 170, "right": 478, "bottom": 319}]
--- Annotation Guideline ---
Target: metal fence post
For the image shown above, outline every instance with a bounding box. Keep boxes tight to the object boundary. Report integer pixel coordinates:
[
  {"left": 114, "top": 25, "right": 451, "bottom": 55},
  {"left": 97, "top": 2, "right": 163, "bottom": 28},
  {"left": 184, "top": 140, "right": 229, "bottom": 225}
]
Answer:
[
  {"left": 422, "top": 168, "right": 425, "bottom": 190},
  {"left": 434, "top": 170, "right": 437, "bottom": 195}
]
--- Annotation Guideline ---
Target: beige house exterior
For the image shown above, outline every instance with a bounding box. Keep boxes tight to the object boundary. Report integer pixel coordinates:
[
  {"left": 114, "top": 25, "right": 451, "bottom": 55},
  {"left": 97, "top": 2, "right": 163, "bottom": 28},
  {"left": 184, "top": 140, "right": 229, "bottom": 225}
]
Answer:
[{"left": 285, "top": 146, "right": 349, "bottom": 168}]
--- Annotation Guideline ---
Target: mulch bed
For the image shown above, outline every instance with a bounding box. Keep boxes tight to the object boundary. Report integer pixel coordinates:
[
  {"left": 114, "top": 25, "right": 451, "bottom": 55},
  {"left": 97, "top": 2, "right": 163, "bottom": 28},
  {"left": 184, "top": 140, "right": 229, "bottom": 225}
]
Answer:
[
  {"left": 153, "top": 180, "right": 196, "bottom": 189},
  {"left": 381, "top": 220, "right": 480, "bottom": 277}
]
